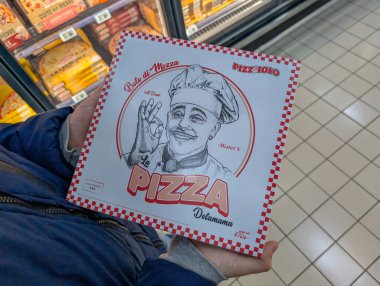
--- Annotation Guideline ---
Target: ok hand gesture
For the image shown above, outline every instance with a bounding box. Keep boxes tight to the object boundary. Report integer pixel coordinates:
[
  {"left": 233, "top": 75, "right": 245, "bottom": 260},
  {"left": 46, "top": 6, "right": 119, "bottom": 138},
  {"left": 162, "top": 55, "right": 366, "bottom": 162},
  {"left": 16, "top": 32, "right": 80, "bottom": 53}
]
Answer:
[{"left": 128, "top": 98, "right": 164, "bottom": 166}]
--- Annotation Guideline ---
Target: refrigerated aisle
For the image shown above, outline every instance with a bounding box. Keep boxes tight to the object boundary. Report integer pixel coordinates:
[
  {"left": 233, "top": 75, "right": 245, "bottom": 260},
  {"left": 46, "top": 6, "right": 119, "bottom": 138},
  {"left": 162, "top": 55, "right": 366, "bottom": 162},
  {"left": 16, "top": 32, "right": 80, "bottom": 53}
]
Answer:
[
  {"left": 0, "top": 0, "right": 335, "bottom": 118},
  {"left": 221, "top": 0, "right": 380, "bottom": 285}
]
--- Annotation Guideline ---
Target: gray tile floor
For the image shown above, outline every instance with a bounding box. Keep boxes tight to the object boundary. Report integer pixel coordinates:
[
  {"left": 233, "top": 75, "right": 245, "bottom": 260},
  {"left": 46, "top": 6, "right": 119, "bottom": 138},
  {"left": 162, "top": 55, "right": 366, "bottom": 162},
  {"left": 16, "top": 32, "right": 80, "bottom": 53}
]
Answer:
[{"left": 221, "top": 0, "right": 380, "bottom": 285}]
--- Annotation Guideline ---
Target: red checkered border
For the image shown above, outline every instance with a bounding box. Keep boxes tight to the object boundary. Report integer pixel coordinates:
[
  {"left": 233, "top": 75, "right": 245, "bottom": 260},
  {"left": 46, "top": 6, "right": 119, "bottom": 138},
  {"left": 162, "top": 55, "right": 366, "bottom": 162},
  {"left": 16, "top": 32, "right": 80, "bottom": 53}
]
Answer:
[
  {"left": 255, "top": 62, "right": 301, "bottom": 256},
  {"left": 67, "top": 30, "right": 302, "bottom": 257}
]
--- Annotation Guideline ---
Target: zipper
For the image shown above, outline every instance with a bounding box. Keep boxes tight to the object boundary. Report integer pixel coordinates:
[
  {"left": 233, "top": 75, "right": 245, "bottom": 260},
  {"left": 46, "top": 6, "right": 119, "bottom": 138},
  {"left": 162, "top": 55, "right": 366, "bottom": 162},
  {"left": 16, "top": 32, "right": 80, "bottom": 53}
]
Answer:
[
  {"left": 98, "top": 219, "right": 154, "bottom": 245},
  {"left": 0, "top": 192, "right": 157, "bottom": 247},
  {"left": 0, "top": 193, "right": 73, "bottom": 215}
]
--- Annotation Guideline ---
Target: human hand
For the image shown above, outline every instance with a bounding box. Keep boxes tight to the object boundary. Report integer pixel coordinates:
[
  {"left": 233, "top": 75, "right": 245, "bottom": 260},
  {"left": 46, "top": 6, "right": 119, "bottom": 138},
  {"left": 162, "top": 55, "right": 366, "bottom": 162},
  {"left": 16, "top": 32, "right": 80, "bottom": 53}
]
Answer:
[
  {"left": 130, "top": 98, "right": 164, "bottom": 158},
  {"left": 68, "top": 86, "right": 102, "bottom": 151},
  {"left": 192, "top": 239, "right": 279, "bottom": 278}
]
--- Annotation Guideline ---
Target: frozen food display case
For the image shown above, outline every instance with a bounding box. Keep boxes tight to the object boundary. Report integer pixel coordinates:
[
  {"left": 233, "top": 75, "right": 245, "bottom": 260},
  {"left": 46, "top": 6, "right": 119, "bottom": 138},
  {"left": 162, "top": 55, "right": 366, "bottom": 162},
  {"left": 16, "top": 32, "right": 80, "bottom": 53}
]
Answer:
[
  {"left": 0, "top": 0, "right": 177, "bottom": 112},
  {"left": 177, "top": 0, "right": 275, "bottom": 43},
  {"left": 172, "top": 0, "right": 333, "bottom": 48},
  {"left": 1, "top": 0, "right": 333, "bottom": 116},
  {"left": 0, "top": 46, "right": 40, "bottom": 123},
  {"left": 0, "top": 75, "right": 37, "bottom": 124}
]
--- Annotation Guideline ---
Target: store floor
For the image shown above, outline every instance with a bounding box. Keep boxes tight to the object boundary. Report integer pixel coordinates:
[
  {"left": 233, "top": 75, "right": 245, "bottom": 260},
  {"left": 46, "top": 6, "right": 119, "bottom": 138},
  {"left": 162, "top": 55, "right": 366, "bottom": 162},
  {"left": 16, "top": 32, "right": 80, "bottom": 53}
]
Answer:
[{"left": 221, "top": 0, "right": 380, "bottom": 285}]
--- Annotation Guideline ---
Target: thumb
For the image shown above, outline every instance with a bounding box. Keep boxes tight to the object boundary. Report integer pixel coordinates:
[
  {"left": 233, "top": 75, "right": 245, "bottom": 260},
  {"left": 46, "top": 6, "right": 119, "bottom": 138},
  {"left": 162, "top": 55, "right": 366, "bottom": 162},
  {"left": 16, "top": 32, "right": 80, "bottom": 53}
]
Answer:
[
  {"left": 68, "top": 85, "right": 102, "bottom": 150},
  {"left": 153, "top": 124, "right": 164, "bottom": 138}
]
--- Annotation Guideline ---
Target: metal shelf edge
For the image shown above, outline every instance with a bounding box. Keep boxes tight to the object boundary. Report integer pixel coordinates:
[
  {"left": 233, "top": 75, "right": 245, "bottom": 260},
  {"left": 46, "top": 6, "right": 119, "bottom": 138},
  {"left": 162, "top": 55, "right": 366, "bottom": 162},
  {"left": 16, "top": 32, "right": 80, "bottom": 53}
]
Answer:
[{"left": 14, "top": 0, "right": 133, "bottom": 60}]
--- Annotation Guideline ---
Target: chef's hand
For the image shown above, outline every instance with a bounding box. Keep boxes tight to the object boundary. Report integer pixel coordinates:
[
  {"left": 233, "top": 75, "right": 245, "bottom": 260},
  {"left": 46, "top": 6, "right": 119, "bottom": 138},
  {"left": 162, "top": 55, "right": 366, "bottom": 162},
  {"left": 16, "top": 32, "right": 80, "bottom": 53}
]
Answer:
[
  {"left": 193, "top": 240, "right": 278, "bottom": 278},
  {"left": 68, "top": 86, "right": 102, "bottom": 151},
  {"left": 128, "top": 98, "right": 164, "bottom": 166}
]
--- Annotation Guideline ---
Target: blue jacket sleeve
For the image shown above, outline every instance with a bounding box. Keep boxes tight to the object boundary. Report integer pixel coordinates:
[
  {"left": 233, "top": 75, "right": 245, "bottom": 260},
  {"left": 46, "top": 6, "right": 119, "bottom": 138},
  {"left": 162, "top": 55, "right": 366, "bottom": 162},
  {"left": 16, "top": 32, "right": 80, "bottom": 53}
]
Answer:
[
  {"left": 0, "top": 107, "right": 74, "bottom": 181},
  {"left": 136, "top": 259, "right": 215, "bottom": 286}
]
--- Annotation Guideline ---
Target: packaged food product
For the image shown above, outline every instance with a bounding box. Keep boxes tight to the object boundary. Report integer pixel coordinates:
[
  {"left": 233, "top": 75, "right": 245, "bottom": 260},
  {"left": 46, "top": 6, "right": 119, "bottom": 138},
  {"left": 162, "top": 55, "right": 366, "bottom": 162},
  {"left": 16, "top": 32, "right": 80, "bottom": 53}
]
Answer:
[
  {"left": 181, "top": 0, "right": 205, "bottom": 27},
  {"left": 213, "top": 0, "right": 235, "bottom": 14},
  {"left": 0, "top": 77, "right": 36, "bottom": 123},
  {"left": 107, "top": 25, "right": 160, "bottom": 55},
  {"left": 19, "top": 58, "right": 49, "bottom": 96},
  {"left": 207, "top": 0, "right": 234, "bottom": 15},
  {"left": 182, "top": 0, "right": 235, "bottom": 27},
  {"left": 66, "top": 32, "right": 302, "bottom": 258},
  {"left": 89, "top": 3, "right": 140, "bottom": 39},
  {"left": 93, "top": 12, "right": 140, "bottom": 37},
  {"left": 30, "top": 35, "right": 108, "bottom": 103},
  {"left": 84, "top": 0, "right": 108, "bottom": 7},
  {"left": 0, "top": 0, "right": 30, "bottom": 51},
  {"left": 138, "top": 0, "right": 164, "bottom": 34},
  {"left": 202, "top": 0, "right": 213, "bottom": 13},
  {"left": 89, "top": 3, "right": 163, "bottom": 56},
  {"left": 15, "top": 0, "right": 87, "bottom": 33},
  {"left": 106, "top": 29, "right": 122, "bottom": 55}
]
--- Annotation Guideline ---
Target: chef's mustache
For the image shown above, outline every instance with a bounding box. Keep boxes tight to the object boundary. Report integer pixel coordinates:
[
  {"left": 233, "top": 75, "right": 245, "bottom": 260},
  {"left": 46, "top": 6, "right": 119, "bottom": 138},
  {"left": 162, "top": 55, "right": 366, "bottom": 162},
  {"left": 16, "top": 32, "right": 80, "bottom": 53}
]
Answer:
[{"left": 169, "top": 126, "right": 197, "bottom": 137}]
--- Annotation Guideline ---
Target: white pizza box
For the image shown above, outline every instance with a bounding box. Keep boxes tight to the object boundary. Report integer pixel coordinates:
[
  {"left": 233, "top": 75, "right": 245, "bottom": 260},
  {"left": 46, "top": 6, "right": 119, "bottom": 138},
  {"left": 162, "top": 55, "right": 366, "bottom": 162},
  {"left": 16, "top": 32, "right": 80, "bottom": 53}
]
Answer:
[{"left": 67, "top": 31, "right": 301, "bottom": 257}]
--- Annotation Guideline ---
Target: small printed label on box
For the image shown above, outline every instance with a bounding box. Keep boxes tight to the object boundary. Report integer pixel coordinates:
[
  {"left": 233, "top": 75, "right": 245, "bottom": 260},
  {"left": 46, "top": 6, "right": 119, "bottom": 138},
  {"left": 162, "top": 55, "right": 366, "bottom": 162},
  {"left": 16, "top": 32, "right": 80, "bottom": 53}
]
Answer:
[{"left": 83, "top": 180, "right": 104, "bottom": 193}]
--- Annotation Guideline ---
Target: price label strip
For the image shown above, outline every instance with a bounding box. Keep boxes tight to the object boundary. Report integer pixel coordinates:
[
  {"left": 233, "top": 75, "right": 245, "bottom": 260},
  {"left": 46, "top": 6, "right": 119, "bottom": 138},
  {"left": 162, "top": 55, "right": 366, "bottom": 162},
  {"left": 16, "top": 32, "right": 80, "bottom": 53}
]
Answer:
[
  {"left": 59, "top": 27, "right": 77, "bottom": 42},
  {"left": 72, "top": 91, "right": 88, "bottom": 104},
  {"left": 186, "top": 24, "right": 199, "bottom": 36},
  {"left": 94, "top": 9, "right": 112, "bottom": 24}
]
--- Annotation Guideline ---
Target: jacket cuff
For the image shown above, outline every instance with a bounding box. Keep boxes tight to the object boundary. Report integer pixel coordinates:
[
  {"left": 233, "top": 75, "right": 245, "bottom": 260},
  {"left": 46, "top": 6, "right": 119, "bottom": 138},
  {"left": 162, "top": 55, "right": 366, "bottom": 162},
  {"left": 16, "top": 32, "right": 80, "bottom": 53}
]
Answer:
[
  {"left": 160, "top": 236, "right": 226, "bottom": 285},
  {"left": 59, "top": 115, "right": 80, "bottom": 168}
]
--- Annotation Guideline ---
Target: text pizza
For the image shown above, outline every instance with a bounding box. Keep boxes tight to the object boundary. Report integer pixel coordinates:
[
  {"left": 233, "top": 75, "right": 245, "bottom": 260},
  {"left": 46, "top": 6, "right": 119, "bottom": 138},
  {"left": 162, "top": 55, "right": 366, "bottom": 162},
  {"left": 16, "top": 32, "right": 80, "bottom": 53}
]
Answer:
[{"left": 127, "top": 165, "right": 229, "bottom": 217}]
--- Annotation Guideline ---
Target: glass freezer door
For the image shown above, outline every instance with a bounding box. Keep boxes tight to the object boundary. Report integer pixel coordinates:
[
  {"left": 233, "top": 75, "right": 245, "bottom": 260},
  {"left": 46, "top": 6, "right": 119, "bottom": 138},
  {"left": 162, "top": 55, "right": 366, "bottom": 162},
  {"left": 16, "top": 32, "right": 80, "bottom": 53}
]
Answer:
[
  {"left": 0, "top": 75, "right": 37, "bottom": 123},
  {"left": 179, "top": 0, "right": 276, "bottom": 43},
  {"left": 0, "top": 0, "right": 173, "bottom": 109}
]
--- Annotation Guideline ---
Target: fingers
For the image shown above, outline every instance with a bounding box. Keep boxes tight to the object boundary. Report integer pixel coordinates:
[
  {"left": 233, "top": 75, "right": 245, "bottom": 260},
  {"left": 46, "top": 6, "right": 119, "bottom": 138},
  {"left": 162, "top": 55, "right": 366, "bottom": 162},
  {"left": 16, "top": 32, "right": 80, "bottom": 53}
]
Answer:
[
  {"left": 148, "top": 101, "right": 162, "bottom": 122},
  {"left": 139, "top": 100, "right": 146, "bottom": 120},
  {"left": 68, "top": 84, "right": 103, "bottom": 150},
  {"left": 74, "top": 84, "right": 102, "bottom": 111},
  {"left": 140, "top": 98, "right": 160, "bottom": 122},
  {"left": 86, "top": 85, "right": 103, "bottom": 107},
  {"left": 137, "top": 98, "right": 163, "bottom": 140},
  {"left": 152, "top": 117, "right": 164, "bottom": 138},
  {"left": 190, "top": 239, "right": 279, "bottom": 278},
  {"left": 230, "top": 240, "right": 278, "bottom": 276},
  {"left": 145, "top": 98, "right": 154, "bottom": 119},
  {"left": 259, "top": 241, "right": 279, "bottom": 272},
  {"left": 153, "top": 126, "right": 164, "bottom": 138}
]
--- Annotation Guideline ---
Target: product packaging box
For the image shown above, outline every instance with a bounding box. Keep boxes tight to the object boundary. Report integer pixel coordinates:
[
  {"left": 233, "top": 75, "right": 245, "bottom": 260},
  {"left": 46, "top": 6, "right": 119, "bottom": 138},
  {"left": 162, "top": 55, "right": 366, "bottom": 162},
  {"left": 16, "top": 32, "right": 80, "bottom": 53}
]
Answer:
[
  {"left": 30, "top": 33, "right": 108, "bottom": 103},
  {"left": 16, "top": 0, "right": 87, "bottom": 33},
  {"left": 0, "top": 0, "right": 30, "bottom": 51},
  {"left": 67, "top": 31, "right": 301, "bottom": 257}
]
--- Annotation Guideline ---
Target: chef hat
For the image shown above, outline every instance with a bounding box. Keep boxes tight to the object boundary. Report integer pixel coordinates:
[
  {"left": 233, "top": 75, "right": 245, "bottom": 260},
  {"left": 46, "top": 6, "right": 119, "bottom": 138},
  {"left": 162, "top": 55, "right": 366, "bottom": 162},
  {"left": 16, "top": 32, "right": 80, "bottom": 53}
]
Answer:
[{"left": 169, "top": 65, "right": 239, "bottom": 123}]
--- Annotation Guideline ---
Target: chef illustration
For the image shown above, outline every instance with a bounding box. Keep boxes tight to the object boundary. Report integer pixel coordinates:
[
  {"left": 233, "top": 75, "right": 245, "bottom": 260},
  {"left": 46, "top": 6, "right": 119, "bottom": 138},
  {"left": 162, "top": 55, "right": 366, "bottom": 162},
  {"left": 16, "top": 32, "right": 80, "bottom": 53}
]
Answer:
[{"left": 124, "top": 65, "right": 239, "bottom": 179}]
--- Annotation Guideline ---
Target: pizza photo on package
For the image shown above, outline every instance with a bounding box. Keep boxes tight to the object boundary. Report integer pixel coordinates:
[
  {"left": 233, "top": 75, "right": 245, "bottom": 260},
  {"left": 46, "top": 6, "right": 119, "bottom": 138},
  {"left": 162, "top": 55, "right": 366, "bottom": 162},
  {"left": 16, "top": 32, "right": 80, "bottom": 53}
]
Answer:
[
  {"left": 16, "top": 0, "right": 87, "bottom": 33},
  {"left": 0, "top": 1, "right": 31, "bottom": 51},
  {"left": 67, "top": 31, "right": 301, "bottom": 257}
]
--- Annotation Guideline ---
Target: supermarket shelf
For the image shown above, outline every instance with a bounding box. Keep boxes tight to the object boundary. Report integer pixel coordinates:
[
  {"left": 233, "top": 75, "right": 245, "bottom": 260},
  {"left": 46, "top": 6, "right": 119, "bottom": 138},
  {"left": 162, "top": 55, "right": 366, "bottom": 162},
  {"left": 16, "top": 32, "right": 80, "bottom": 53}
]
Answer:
[
  {"left": 14, "top": 0, "right": 133, "bottom": 60},
  {"left": 55, "top": 80, "right": 104, "bottom": 109},
  {"left": 187, "top": 0, "right": 270, "bottom": 41}
]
